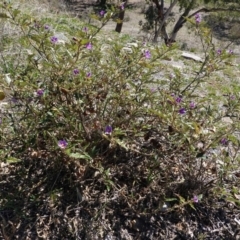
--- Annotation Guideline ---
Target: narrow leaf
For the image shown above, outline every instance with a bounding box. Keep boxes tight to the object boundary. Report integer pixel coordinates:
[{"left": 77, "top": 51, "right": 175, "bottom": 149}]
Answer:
[
  {"left": 69, "top": 152, "right": 91, "bottom": 160},
  {"left": 6, "top": 157, "right": 21, "bottom": 163},
  {"left": 189, "top": 202, "right": 196, "bottom": 210},
  {"left": 165, "top": 198, "right": 177, "bottom": 202}
]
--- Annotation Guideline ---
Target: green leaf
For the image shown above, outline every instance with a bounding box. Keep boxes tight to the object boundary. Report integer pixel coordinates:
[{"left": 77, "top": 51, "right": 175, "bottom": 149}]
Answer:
[
  {"left": 110, "top": 5, "right": 116, "bottom": 12},
  {"left": 115, "top": 139, "right": 128, "bottom": 150},
  {"left": 193, "top": 122, "right": 201, "bottom": 135},
  {"left": 6, "top": 157, "right": 21, "bottom": 163},
  {"left": 29, "top": 34, "right": 41, "bottom": 43},
  {"left": 47, "top": 111, "right": 53, "bottom": 117},
  {"left": 189, "top": 202, "right": 196, "bottom": 210},
  {"left": 165, "top": 198, "right": 177, "bottom": 202},
  {"left": 228, "top": 134, "right": 239, "bottom": 145},
  {"left": 179, "top": 196, "right": 186, "bottom": 203},
  {"left": 65, "top": 148, "right": 71, "bottom": 155},
  {"left": 226, "top": 197, "right": 240, "bottom": 205},
  {"left": 198, "top": 194, "right": 203, "bottom": 201},
  {"left": 69, "top": 152, "right": 91, "bottom": 160},
  {"left": 0, "top": 13, "right": 9, "bottom": 19},
  {"left": 81, "top": 39, "right": 90, "bottom": 45},
  {"left": 13, "top": 9, "right": 20, "bottom": 18},
  {"left": 115, "top": 19, "right": 123, "bottom": 24},
  {"left": 175, "top": 194, "right": 186, "bottom": 203},
  {"left": 106, "top": 184, "right": 111, "bottom": 192},
  {"left": 105, "top": 180, "right": 114, "bottom": 192},
  {"left": 0, "top": 90, "right": 5, "bottom": 101}
]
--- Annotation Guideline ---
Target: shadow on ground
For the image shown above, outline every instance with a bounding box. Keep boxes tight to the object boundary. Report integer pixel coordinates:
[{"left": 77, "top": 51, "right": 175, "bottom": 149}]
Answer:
[
  {"left": 1, "top": 154, "right": 240, "bottom": 239},
  {"left": 204, "top": 14, "right": 240, "bottom": 45}
]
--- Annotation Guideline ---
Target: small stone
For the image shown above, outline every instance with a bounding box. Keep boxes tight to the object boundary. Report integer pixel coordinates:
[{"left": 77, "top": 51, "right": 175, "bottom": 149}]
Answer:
[{"left": 182, "top": 52, "right": 203, "bottom": 62}]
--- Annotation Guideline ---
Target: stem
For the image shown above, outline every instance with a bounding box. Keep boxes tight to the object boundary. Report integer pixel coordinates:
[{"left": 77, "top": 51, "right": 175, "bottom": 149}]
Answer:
[
  {"left": 153, "top": 0, "right": 178, "bottom": 43},
  {"left": 181, "top": 55, "right": 209, "bottom": 95}
]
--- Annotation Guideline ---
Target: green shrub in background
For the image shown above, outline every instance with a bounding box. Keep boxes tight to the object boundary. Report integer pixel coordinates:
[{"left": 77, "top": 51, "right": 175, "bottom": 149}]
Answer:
[{"left": 0, "top": 1, "right": 240, "bottom": 227}]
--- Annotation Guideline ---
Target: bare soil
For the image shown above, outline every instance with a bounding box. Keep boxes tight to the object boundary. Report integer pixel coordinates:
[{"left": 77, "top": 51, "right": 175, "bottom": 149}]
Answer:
[{"left": 66, "top": 0, "right": 240, "bottom": 55}]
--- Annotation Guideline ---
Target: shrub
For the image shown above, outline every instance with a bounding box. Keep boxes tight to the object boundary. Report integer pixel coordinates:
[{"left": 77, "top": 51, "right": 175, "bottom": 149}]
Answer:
[{"left": 0, "top": 1, "right": 240, "bottom": 237}]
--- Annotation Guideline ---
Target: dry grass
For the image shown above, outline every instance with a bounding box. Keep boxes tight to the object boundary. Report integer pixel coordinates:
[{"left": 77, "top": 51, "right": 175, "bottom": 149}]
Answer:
[{"left": 12, "top": 0, "right": 68, "bottom": 14}]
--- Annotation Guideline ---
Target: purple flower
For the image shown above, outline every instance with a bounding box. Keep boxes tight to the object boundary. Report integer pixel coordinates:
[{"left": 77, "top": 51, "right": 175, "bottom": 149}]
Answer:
[
  {"left": 50, "top": 36, "right": 58, "bottom": 44},
  {"left": 10, "top": 97, "right": 18, "bottom": 103},
  {"left": 104, "top": 125, "right": 112, "bottom": 135},
  {"left": 86, "top": 42, "right": 92, "bottom": 50},
  {"left": 83, "top": 26, "right": 88, "bottom": 32},
  {"left": 189, "top": 101, "right": 196, "bottom": 109},
  {"left": 196, "top": 19, "right": 201, "bottom": 24},
  {"left": 100, "top": 10, "right": 105, "bottom": 17},
  {"left": 220, "top": 138, "right": 228, "bottom": 146},
  {"left": 170, "top": 73, "right": 176, "bottom": 79},
  {"left": 120, "top": 3, "right": 125, "bottom": 10},
  {"left": 58, "top": 140, "right": 68, "bottom": 149},
  {"left": 217, "top": 49, "right": 222, "bottom": 55},
  {"left": 230, "top": 95, "right": 235, "bottom": 101},
  {"left": 86, "top": 72, "right": 91, "bottom": 78},
  {"left": 144, "top": 50, "right": 151, "bottom": 59},
  {"left": 34, "top": 23, "right": 40, "bottom": 29},
  {"left": 44, "top": 25, "right": 50, "bottom": 30},
  {"left": 193, "top": 195, "right": 198, "bottom": 203},
  {"left": 73, "top": 69, "right": 80, "bottom": 75},
  {"left": 36, "top": 89, "right": 44, "bottom": 97},
  {"left": 150, "top": 88, "right": 157, "bottom": 93},
  {"left": 195, "top": 13, "right": 201, "bottom": 24},
  {"left": 228, "top": 49, "right": 233, "bottom": 54},
  {"left": 179, "top": 108, "right": 186, "bottom": 115},
  {"left": 175, "top": 97, "right": 182, "bottom": 104}
]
